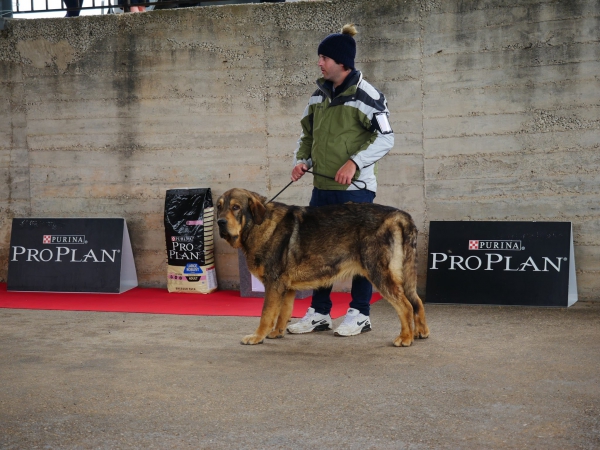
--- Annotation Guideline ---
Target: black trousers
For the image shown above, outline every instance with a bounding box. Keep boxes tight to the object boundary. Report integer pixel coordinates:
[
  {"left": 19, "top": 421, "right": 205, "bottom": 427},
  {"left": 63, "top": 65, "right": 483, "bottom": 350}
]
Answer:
[{"left": 64, "top": 0, "right": 83, "bottom": 17}]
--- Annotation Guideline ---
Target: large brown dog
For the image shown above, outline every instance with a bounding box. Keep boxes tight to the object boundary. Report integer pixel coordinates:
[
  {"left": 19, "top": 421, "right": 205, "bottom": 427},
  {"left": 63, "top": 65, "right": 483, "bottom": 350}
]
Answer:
[{"left": 216, "top": 188, "right": 429, "bottom": 347}]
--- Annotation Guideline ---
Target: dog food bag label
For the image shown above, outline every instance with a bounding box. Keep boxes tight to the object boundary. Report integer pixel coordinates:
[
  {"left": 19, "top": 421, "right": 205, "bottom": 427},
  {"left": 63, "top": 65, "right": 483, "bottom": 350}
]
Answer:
[{"left": 164, "top": 188, "right": 217, "bottom": 294}]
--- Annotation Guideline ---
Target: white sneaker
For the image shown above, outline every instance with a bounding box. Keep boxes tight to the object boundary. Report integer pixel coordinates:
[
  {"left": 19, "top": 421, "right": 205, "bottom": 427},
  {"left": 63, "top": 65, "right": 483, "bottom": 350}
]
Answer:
[
  {"left": 287, "top": 307, "right": 332, "bottom": 334},
  {"left": 334, "top": 308, "right": 372, "bottom": 337}
]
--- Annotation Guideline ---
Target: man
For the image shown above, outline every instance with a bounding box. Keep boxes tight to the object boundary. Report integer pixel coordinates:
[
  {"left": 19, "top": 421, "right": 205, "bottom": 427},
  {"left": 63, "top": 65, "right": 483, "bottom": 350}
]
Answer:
[{"left": 287, "top": 24, "right": 394, "bottom": 337}]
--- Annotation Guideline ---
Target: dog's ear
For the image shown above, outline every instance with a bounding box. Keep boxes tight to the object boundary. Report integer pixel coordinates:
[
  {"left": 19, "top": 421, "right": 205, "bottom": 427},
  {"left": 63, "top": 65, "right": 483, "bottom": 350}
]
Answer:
[{"left": 248, "top": 194, "right": 266, "bottom": 225}]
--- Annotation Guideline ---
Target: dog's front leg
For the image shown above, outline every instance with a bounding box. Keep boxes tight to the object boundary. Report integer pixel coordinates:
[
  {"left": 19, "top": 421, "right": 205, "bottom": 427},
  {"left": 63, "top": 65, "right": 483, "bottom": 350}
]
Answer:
[
  {"left": 267, "top": 289, "right": 296, "bottom": 339},
  {"left": 241, "top": 286, "right": 283, "bottom": 345}
]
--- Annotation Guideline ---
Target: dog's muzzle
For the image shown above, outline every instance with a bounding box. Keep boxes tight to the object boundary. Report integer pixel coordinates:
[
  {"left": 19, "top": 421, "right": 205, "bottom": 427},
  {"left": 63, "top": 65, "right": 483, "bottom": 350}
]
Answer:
[{"left": 217, "top": 218, "right": 228, "bottom": 233}]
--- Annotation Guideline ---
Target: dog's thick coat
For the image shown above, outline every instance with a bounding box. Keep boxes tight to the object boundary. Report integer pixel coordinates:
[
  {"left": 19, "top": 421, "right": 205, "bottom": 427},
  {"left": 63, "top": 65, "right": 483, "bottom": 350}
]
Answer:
[{"left": 216, "top": 188, "right": 429, "bottom": 347}]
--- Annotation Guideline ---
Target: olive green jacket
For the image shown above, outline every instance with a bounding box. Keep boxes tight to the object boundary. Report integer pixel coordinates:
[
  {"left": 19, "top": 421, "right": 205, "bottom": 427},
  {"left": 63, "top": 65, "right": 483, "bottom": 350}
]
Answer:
[{"left": 293, "top": 70, "right": 394, "bottom": 191}]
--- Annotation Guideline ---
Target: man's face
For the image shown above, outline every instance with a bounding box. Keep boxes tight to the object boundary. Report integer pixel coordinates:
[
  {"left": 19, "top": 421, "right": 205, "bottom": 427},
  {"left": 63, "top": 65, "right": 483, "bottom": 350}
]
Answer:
[{"left": 318, "top": 54, "right": 346, "bottom": 84}]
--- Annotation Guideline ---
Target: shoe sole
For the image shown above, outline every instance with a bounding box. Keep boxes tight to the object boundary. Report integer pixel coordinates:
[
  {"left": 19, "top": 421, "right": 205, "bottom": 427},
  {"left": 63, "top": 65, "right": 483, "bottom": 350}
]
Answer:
[
  {"left": 334, "top": 324, "right": 372, "bottom": 337},
  {"left": 287, "top": 324, "right": 332, "bottom": 334}
]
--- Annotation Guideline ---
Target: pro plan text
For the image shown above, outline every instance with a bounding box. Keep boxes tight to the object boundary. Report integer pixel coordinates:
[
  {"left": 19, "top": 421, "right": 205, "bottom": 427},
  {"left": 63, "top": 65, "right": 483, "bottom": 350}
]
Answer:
[
  {"left": 430, "top": 253, "right": 566, "bottom": 272},
  {"left": 11, "top": 246, "right": 119, "bottom": 263}
]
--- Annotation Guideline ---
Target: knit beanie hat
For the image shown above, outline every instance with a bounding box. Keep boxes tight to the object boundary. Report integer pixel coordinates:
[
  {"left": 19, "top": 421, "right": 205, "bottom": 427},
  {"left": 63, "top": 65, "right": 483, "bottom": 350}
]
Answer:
[{"left": 317, "top": 24, "right": 357, "bottom": 69}]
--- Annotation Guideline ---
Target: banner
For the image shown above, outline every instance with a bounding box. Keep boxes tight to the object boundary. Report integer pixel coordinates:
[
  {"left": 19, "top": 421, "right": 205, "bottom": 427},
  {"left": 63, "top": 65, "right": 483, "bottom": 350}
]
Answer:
[
  {"left": 8, "top": 218, "right": 137, "bottom": 293},
  {"left": 426, "top": 221, "right": 577, "bottom": 307}
]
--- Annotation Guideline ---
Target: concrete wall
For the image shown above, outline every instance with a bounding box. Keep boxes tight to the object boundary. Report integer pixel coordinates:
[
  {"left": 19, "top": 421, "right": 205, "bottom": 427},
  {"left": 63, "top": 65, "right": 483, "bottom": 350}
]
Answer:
[{"left": 1, "top": 0, "right": 599, "bottom": 299}]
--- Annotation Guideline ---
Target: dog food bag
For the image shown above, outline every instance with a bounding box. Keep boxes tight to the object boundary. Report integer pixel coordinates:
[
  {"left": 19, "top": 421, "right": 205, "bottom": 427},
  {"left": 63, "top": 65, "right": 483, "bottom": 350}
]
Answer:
[{"left": 164, "top": 188, "right": 217, "bottom": 294}]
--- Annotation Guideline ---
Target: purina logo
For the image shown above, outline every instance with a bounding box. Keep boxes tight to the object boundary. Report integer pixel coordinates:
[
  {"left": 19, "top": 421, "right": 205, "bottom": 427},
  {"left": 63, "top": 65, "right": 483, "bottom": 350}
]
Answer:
[
  {"left": 171, "top": 236, "right": 194, "bottom": 242},
  {"left": 468, "top": 240, "right": 523, "bottom": 251},
  {"left": 43, "top": 235, "right": 87, "bottom": 244}
]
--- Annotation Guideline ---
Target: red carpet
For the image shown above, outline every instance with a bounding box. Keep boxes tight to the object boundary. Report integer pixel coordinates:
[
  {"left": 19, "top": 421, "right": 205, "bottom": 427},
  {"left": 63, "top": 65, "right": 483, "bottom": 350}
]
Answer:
[{"left": 0, "top": 284, "right": 381, "bottom": 318}]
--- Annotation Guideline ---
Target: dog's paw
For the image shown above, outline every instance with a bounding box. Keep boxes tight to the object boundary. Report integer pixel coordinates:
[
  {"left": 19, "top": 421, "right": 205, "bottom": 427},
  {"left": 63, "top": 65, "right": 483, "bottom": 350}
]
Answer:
[
  {"left": 414, "top": 323, "right": 430, "bottom": 339},
  {"left": 393, "top": 334, "right": 413, "bottom": 347},
  {"left": 267, "top": 330, "right": 284, "bottom": 339},
  {"left": 414, "top": 329, "right": 430, "bottom": 339},
  {"left": 241, "top": 334, "right": 264, "bottom": 345}
]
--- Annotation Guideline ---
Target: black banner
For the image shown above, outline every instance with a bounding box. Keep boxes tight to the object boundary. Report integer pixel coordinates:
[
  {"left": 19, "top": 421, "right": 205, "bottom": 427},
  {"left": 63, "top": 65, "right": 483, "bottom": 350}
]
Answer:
[
  {"left": 426, "top": 221, "right": 577, "bottom": 307},
  {"left": 8, "top": 218, "right": 137, "bottom": 293}
]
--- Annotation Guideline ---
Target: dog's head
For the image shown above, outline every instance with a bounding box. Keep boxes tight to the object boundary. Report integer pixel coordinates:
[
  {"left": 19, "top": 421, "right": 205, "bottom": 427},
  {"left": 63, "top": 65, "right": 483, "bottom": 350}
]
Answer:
[{"left": 216, "top": 188, "right": 267, "bottom": 248}]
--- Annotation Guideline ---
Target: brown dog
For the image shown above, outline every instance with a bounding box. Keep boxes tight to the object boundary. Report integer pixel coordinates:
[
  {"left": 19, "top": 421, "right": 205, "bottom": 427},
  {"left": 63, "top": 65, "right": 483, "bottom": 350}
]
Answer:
[{"left": 216, "top": 188, "right": 429, "bottom": 347}]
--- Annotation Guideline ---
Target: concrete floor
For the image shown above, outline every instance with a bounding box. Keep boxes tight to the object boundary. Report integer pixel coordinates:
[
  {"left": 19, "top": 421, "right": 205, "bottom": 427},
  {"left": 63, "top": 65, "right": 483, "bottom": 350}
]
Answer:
[{"left": 1, "top": 300, "right": 599, "bottom": 449}]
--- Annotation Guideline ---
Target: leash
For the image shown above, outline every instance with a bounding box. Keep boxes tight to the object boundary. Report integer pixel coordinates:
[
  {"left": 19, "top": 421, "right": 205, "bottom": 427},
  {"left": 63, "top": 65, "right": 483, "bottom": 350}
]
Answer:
[{"left": 267, "top": 169, "right": 368, "bottom": 204}]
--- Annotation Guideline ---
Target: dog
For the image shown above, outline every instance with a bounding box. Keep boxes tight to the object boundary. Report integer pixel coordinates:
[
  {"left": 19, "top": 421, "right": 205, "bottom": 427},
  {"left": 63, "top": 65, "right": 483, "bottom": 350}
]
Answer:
[{"left": 216, "top": 188, "right": 429, "bottom": 347}]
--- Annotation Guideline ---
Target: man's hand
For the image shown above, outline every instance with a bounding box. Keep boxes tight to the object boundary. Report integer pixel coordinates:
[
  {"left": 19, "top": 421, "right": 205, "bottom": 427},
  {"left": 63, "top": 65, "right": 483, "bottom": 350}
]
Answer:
[
  {"left": 335, "top": 160, "right": 358, "bottom": 185},
  {"left": 291, "top": 163, "right": 308, "bottom": 181}
]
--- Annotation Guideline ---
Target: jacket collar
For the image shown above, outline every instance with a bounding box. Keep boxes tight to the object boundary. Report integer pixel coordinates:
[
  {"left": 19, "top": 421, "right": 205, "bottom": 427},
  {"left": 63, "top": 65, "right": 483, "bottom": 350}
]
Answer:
[{"left": 317, "top": 70, "right": 361, "bottom": 100}]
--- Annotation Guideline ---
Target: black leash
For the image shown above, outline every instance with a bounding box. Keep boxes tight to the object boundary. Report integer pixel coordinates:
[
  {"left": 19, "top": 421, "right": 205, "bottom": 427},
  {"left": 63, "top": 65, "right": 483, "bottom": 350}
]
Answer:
[{"left": 267, "top": 169, "right": 367, "bottom": 204}]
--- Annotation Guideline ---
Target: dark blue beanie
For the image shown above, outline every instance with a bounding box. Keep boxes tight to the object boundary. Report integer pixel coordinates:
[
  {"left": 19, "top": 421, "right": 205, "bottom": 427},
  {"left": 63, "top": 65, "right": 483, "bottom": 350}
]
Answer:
[{"left": 317, "top": 24, "right": 357, "bottom": 69}]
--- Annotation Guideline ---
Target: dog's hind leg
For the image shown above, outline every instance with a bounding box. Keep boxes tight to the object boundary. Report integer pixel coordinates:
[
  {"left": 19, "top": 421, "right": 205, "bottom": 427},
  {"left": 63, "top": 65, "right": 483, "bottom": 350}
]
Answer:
[
  {"left": 400, "top": 263, "right": 429, "bottom": 339},
  {"left": 386, "top": 289, "right": 415, "bottom": 347},
  {"left": 241, "top": 285, "right": 284, "bottom": 345},
  {"left": 406, "top": 289, "right": 429, "bottom": 340},
  {"left": 369, "top": 225, "right": 414, "bottom": 347},
  {"left": 373, "top": 272, "right": 414, "bottom": 347},
  {"left": 268, "top": 289, "right": 295, "bottom": 339},
  {"left": 400, "top": 227, "right": 430, "bottom": 339}
]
